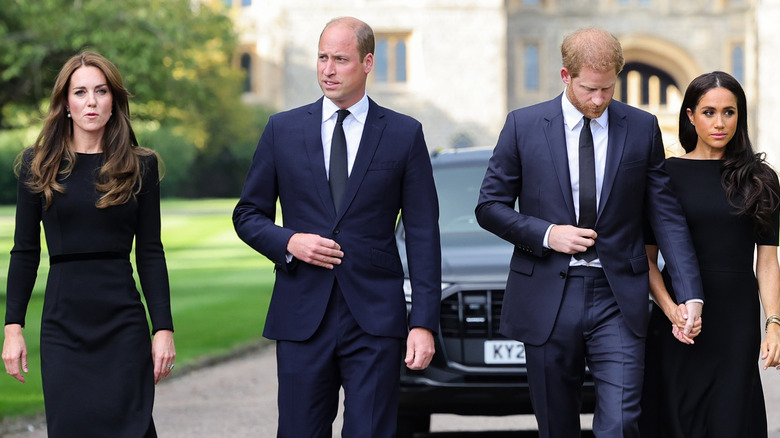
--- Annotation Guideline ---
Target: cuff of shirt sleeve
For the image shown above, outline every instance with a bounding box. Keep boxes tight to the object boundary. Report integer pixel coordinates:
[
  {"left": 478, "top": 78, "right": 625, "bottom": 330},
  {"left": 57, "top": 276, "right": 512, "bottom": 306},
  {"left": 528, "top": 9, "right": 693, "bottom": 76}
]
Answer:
[{"left": 543, "top": 224, "right": 555, "bottom": 249}]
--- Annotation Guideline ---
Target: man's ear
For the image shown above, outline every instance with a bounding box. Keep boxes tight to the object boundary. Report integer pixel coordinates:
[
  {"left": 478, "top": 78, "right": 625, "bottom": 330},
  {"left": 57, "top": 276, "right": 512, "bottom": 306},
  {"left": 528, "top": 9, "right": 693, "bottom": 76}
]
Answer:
[
  {"left": 363, "top": 53, "right": 374, "bottom": 74},
  {"left": 561, "top": 67, "right": 572, "bottom": 86}
]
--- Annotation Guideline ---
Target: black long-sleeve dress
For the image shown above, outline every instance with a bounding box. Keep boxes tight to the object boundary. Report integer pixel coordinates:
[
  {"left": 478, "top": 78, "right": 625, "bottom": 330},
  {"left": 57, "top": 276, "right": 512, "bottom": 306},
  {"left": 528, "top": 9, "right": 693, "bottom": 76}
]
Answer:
[
  {"left": 640, "top": 157, "right": 777, "bottom": 438},
  {"left": 4, "top": 150, "right": 173, "bottom": 437}
]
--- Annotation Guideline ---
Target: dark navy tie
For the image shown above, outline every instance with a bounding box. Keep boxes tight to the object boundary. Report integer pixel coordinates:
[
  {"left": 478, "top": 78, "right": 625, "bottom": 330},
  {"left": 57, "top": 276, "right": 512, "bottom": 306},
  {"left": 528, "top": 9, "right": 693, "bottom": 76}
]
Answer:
[
  {"left": 329, "top": 109, "right": 350, "bottom": 211},
  {"left": 575, "top": 116, "right": 597, "bottom": 262}
]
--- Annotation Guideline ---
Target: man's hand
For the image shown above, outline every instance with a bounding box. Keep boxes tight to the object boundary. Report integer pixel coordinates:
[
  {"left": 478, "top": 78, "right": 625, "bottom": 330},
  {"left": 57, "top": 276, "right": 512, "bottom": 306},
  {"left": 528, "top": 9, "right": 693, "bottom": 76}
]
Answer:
[
  {"left": 548, "top": 225, "right": 597, "bottom": 255},
  {"left": 668, "top": 303, "right": 702, "bottom": 344},
  {"left": 405, "top": 327, "right": 435, "bottom": 370},
  {"left": 681, "top": 301, "right": 703, "bottom": 338},
  {"left": 287, "top": 233, "right": 344, "bottom": 269}
]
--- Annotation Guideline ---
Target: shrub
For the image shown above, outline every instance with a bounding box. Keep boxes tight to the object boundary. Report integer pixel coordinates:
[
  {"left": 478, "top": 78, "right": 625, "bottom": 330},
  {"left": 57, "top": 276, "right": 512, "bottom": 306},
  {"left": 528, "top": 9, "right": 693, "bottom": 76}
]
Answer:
[
  {"left": 136, "top": 124, "right": 198, "bottom": 198},
  {"left": 0, "top": 128, "right": 37, "bottom": 205}
]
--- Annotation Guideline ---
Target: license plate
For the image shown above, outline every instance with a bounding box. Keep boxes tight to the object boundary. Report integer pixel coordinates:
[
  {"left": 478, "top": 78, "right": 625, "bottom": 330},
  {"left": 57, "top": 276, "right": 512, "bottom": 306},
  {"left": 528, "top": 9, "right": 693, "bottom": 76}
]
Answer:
[{"left": 484, "top": 339, "right": 526, "bottom": 364}]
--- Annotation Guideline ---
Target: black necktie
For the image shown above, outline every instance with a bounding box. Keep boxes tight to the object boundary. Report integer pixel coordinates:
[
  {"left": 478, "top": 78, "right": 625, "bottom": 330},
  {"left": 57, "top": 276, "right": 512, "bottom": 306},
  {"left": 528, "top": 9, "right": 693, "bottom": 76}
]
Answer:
[
  {"left": 329, "top": 109, "right": 350, "bottom": 211},
  {"left": 575, "top": 116, "right": 597, "bottom": 262}
]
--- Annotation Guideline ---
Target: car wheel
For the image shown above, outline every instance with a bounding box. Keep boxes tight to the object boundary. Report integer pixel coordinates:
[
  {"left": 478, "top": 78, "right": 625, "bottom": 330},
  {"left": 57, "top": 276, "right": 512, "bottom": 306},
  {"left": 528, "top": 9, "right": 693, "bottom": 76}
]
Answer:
[{"left": 396, "top": 412, "right": 430, "bottom": 438}]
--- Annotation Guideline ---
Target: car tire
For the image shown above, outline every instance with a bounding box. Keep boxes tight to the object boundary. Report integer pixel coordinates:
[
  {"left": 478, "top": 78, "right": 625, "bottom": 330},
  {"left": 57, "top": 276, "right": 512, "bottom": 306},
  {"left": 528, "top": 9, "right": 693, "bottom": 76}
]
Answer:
[{"left": 396, "top": 412, "right": 430, "bottom": 438}]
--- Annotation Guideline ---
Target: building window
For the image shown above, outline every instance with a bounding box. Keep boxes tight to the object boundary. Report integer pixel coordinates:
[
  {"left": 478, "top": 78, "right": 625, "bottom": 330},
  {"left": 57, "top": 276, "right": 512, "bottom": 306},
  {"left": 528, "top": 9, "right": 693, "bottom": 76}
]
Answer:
[
  {"left": 374, "top": 33, "right": 410, "bottom": 84},
  {"left": 618, "top": 62, "right": 679, "bottom": 108},
  {"left": 240, "top": 53, "right": 252, "bottom": 93},
  {"left": 524, "top": 44, "right": 540, "bottom": 90},
  {"left": 731, "top": 44, "right": 745, "bottom": 83}
]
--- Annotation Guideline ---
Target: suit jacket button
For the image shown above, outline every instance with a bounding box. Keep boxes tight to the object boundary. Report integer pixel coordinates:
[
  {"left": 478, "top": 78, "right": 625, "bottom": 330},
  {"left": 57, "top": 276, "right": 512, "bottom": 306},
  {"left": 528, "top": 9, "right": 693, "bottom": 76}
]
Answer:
[
  {"left": 559, "top": 271, "right": 566, "bottom": 279},
  {"left": 333, "top": 228, "right": 340, "bottom": 235}
]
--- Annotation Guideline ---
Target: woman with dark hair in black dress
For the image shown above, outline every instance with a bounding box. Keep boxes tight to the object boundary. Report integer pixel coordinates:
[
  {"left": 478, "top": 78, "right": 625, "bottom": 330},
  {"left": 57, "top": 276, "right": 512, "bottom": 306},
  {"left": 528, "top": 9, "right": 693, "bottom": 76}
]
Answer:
[
  {"left": 640, "top": 71, "right": 780, "bottom": 438},
  {"left": 2, "top": 51, "right": 175, "bottom": 437}
]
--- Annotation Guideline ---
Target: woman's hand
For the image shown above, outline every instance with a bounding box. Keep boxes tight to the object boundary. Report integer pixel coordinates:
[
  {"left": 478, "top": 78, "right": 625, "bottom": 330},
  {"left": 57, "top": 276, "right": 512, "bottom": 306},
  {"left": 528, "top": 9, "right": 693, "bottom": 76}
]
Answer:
[
  {"left": 2, "top": 324, "right": 29, "bottom": 383},
  {"left": 151, "top": 330, "right": 176, "bottom": 384},
  {"left": 761, "top": 323, "right": 780, "bottom": 370},
  {"left": 666, "top": 303, "right": 702, "bottom": 344}
]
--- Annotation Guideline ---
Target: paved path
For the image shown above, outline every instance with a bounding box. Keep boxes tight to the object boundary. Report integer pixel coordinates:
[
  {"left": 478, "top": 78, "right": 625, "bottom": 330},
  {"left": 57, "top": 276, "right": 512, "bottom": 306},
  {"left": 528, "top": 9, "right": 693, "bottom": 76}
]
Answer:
[{"left": 3, "top": 342, "right": 780, "bottom": 437}]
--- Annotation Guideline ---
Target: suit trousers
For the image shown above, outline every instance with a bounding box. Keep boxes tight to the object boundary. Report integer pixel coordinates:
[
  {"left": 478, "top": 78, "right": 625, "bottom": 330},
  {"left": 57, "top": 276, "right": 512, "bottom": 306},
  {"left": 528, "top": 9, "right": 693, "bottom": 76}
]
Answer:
[
  {"left": 275, "top": 281, "right": 404, "bottom": 438},
  {"left": 524, "top": 266, "right": 644, "bottom": 438}
]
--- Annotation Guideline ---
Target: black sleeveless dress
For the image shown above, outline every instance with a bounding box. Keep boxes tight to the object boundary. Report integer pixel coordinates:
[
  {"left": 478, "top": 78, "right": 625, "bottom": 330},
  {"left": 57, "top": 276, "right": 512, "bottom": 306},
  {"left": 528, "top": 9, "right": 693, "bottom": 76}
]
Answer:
[
  {"left": 4, "top": 151, "right": 173, "bottom": 437},
  {"left": 640, "top": 157, "right": 777, "bottom": 438}
]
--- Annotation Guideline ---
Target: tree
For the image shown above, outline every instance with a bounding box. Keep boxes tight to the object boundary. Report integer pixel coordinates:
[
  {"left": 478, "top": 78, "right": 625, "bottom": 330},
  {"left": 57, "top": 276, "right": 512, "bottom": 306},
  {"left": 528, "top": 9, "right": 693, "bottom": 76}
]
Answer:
[{"left": 0, "top": 0, "right": 268, "bottom": 197}]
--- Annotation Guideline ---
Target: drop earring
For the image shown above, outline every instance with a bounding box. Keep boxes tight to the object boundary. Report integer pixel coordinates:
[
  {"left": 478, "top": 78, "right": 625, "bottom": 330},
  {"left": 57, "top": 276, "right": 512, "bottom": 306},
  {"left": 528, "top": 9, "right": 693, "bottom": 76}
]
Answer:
[{"left": 67, "top": 111, "right": 71, "bottom": 118}]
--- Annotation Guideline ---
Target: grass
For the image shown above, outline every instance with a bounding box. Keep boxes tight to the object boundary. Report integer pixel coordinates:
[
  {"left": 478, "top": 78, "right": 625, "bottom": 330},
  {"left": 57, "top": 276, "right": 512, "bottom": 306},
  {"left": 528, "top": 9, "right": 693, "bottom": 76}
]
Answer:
[{"left": 0, "top": 198, "right": 275, "bottom": 420}]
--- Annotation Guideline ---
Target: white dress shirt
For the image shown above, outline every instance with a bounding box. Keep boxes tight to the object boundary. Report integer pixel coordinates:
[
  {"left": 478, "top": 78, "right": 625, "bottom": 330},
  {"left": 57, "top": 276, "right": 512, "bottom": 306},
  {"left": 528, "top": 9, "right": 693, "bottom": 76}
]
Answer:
[
  {"left": 285, "top": 94, "right": 369, "bottom": 263},
  {"left": 543, "top": 90, "right": 609, "bottom": 267},
  {"left": 322, "top": 94, "right": 369, "bottom": 178}
]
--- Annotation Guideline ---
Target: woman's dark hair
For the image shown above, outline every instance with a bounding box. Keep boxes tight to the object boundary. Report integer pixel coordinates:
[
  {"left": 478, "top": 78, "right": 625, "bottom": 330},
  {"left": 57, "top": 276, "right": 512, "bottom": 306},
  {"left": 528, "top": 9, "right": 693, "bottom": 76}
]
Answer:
[{"left": 679, "top": 71, "right": 780, "bottom": 234}]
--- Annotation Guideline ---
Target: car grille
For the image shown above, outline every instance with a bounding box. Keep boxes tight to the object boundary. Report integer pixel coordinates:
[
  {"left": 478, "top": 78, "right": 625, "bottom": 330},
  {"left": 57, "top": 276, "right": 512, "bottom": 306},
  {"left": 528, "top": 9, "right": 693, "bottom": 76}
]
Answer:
[
  {"left": 441, "top": 289, "right": 504, "bottom": 339},
  {"left": 439, "top": 289, "right": 518, "bottom": 367}
]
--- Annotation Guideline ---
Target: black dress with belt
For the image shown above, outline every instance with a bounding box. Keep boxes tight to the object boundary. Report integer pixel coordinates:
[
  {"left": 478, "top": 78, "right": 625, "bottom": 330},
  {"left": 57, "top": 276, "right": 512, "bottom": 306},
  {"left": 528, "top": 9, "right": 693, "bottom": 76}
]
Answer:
[
  {"left": 640, "top": 157, "right": 777, "bottom": 438},
  {"left": 4, "top": 151, "right": 173, "bottom": 437}
]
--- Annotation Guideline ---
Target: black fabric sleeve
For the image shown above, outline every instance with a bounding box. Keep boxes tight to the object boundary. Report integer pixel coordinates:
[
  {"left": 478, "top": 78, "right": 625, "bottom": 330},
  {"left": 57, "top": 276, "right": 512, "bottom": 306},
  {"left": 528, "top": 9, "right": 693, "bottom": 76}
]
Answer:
[
  {"left": 135, "top": 154, "right": 173, "bottom": 333},
  {"left": 5, "top": 149, "right": 42, "bottom": 327}
]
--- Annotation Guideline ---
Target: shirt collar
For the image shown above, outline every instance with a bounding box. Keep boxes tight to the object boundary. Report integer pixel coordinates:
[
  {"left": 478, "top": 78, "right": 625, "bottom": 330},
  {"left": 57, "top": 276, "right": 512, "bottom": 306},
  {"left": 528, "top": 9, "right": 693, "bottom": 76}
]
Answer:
[
  {"left": 322, "top": 94, "right": 369, "bottom": 125},
  {"left": 561, "top": 88, "right": 609, "bottom": 131}
]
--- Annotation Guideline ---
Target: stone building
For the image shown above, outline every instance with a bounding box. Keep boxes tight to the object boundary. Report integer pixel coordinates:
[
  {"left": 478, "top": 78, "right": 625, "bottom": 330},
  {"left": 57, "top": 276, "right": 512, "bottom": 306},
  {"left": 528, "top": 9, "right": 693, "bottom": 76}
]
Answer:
[{"left": 224, "top": 0, "right": 780, "bottom": 163}]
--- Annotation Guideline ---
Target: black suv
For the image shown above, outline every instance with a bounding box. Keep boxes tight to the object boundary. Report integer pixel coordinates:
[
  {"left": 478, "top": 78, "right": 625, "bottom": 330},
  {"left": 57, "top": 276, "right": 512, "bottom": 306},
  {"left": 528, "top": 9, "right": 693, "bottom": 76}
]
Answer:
[{"left": 396, "top": 147, "right": 595, "bottom": 436}]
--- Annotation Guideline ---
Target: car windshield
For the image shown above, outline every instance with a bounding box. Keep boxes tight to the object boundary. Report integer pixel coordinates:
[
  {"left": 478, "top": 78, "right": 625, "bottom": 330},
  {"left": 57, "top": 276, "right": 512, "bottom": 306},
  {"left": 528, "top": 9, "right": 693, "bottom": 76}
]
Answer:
[{"left": 434, "top": 164, "right": 486, "bottom": 235}]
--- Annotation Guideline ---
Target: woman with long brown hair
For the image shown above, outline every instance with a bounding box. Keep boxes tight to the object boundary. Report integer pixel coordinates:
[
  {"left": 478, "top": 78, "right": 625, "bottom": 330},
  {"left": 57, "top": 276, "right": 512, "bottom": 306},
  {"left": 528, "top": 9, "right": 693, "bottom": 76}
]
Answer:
[
  {"left": 640, "top": 71, "right": 780, "bottom": 438},
  {"left": 2, "top": 51, "right": 175, "bottom": 437}
]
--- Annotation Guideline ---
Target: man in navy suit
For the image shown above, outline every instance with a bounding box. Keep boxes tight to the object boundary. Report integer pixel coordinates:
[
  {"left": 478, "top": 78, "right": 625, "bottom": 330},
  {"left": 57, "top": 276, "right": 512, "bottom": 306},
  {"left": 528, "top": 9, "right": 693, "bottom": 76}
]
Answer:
[
  {"left": 476, "top": 28, "right": 704, "bottom": 437},
  {"left": 233, "top": 17, "right": 441, "bottom": 438}
]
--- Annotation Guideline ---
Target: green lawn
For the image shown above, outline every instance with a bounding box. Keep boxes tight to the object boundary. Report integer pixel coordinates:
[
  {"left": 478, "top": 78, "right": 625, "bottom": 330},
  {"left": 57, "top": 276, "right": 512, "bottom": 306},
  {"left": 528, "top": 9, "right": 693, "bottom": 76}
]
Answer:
[{"left": 0, "top": 198, "right": 275, "bottom": 420}]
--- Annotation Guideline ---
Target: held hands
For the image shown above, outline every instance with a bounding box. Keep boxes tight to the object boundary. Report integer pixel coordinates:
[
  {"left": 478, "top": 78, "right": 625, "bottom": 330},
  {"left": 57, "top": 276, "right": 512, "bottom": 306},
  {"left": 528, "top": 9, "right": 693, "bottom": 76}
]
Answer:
[
  {"left": 405, "top": 327, "right": 435, "bottom": 370},
  {"left": 152, "top": 330, "right": 176, "bottom": 384},
  {"left": 548, "top": 225, "right": 597, "bottom": 255},
  {"left": 287, "top": 233, "right": 344, "bottom": 269},
  {"left": 666, "top": 302, "right": 702, "bottom": 344},
  {"left": 2, "top": 324, "right": 28, "bottom": 383}
]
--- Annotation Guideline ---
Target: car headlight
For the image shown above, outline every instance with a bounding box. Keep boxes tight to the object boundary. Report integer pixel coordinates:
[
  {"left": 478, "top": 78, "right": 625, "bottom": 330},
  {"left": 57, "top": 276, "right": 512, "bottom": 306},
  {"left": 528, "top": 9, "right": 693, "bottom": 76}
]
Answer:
[{"left": 404, "top": 279, "right": 452, "bottom": 303}]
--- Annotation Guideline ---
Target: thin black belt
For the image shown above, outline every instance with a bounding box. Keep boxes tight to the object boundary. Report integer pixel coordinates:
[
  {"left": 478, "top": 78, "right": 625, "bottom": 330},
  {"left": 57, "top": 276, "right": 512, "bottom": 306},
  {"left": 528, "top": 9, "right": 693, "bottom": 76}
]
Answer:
[
  {"left": 567, "top": 266, "right": 605, "bottom": 277},
  {"left": 49, "top": 251, "right": 129, "bottom": 265}
]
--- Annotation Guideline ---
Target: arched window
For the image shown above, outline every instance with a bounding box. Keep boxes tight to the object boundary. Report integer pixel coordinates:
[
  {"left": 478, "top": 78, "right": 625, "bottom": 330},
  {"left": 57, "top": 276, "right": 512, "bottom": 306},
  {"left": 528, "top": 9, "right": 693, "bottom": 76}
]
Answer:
[{"left": 617, "top": 62, "right": 679, "bottom": 107}]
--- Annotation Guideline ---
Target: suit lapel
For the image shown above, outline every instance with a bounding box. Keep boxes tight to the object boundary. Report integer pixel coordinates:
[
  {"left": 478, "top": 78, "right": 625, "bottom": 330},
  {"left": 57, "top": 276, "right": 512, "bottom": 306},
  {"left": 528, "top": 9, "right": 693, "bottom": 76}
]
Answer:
[
  {"left": 543, "top": 95, "right": 577, "bottom": 224},
  {"left": 335, "top": 98, "right": 386, "bottom": 222},
  {"left": 598, "top": 102, "right": 628, "bottom": 219},
  {"left": 303, "top": 98, "right": 337, "bottom": 216}
]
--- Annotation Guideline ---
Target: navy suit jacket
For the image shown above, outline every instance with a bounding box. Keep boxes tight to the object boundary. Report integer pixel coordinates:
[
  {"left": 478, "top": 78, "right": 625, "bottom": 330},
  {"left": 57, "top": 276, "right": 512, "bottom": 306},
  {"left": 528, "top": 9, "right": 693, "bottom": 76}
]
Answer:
[
  {"left": 234, "top": 97, "right": 441, "bottom": 341},
  {"left": 476, "top": 95, "right": 703, "bottom": 346}
]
